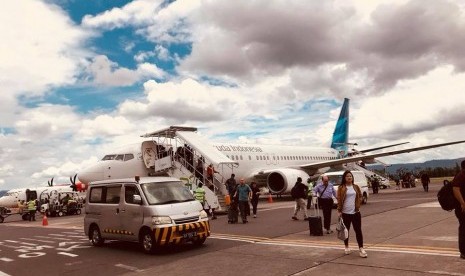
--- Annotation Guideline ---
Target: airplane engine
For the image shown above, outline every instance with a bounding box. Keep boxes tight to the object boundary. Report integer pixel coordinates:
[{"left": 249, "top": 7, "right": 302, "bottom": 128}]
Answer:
[{"left": 267, "top": 169, "right": 310, "bottom": 194}]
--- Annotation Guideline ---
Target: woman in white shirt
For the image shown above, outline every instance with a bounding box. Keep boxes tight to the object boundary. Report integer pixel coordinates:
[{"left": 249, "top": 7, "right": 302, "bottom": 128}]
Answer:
[{"left": 336, "top": 170, "right": 367, "bottom": 258}]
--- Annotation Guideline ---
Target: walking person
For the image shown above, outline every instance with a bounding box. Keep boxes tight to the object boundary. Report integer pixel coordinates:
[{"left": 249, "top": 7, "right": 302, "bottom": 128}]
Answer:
[
  {"left": 250, "top": 182, "right": 260, "bottom": 218},
  {"left": 421, "top": 172, "right": 430, "bottom": 192},
  {"left": 195, "top": 159, "right": 205, "bottom": 185},
  {"left": 291, "top": 177, "right": 308, "bottom": 221},
  {"left": 206, "top": 163, "right": 218, "bottom": 191},
  {"left": 234, "top": 179, "right": 252, "bottom": 224},
  {"left": 337, "top": 170, "right": 367, "bottom": 258},
  {"left": 452, "top": 160, "right": 465, "bottom": 259},
  {"left": 306, "top": 178, "right": 314, "bottom": 209},
  {"left": 313, "top": 175, "right": 336, "bottom": 233},
  {"left": 225, "top": 174, "right": 237, "bottom": 196}
]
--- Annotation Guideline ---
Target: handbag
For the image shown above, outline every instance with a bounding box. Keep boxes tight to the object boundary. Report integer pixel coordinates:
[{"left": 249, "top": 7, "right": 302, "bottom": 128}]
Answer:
[{"left": 336, "top": 217, "right": 349, "bottom": 241}]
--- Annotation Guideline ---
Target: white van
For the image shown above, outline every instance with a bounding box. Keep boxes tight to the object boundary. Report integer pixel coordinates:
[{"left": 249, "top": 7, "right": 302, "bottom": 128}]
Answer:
[
  {"left": 316, "top": 171, "right": 369, "bottom": 206},
  {"left": 84, "top": 176, "right": 210, "bottom": 253}
]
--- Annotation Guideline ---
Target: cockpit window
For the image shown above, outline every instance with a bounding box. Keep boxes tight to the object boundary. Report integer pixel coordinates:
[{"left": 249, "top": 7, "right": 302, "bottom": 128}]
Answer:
[
  {"left": 124, "top": 154, "right": 134, "bottom": 161},
  {"left": 115, "top": 154, "right": 124, "bottom": 161},
  {"left": 102, "top": 155, "right": 116, "bottom": 161}
]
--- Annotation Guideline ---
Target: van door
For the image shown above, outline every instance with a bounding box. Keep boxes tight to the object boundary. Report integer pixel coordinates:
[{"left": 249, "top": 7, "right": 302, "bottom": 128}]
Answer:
[
  {"left": 99, "top": 185, "right": 123, "bottom": 240},
  {"left": 119, "top": 184, "right": 144, "bottom": 242}
]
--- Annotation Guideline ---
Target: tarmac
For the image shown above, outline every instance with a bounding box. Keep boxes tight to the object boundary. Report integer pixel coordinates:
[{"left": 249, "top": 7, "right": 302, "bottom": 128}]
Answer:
[{"left": 128, "top": 188, "right": 464, "bottom": 276}]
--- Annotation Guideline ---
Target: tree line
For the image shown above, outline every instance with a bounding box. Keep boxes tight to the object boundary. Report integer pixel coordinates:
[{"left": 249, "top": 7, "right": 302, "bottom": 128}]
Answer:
[{"left": 373, "top": 162, "right": 462, "bottom": 179}]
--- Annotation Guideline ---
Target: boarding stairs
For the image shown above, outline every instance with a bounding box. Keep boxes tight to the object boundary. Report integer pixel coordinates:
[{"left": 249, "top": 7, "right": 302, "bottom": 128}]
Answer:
[
  {"left": 345, "top": 163, "right": 390, "bottom": 187},
  {"left": 140, "top": 126, "right": 238, "bottom": 212}
]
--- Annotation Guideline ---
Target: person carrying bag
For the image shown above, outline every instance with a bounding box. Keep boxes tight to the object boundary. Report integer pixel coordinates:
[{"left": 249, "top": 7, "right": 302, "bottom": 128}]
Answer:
[{"left": 336, "top": 217, "right": 349, "bottom": 241}]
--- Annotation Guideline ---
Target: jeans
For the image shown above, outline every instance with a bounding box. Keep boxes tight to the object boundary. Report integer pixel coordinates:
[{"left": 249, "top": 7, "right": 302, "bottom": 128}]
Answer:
[
  {"left": 318, "top": 197, "right": 333, "bottom": 230},
  {"left": 251, "top": 197, "right": 258, "bottom": 215},
  {"left": 455, "top": 208, "right": 465, "bottom": 255},
  {"left": 341, "top": 212, "right": 363, "bottom": 248},
  {"left": 238, "top": 201, "right": 249, "bottom": 222}
]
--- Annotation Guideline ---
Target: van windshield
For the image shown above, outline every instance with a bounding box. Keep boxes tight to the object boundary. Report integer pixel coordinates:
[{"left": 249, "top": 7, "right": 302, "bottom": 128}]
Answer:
[{"left": 140, "top": 181, "right": 195, "bottom": 205}]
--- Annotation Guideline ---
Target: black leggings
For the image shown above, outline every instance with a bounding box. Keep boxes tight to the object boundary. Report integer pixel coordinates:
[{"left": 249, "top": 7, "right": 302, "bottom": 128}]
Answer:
[{"left": 342, "top": 212, "right": 363, "bottom": 248}]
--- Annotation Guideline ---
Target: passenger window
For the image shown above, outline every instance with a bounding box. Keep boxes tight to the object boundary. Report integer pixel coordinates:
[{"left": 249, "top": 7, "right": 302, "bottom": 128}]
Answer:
[
  {"left": 105, "top": 186, "right": 121, "bottom": 204},
  {"left": 125, "top": 185, "right": 141, "bottom": 204}
]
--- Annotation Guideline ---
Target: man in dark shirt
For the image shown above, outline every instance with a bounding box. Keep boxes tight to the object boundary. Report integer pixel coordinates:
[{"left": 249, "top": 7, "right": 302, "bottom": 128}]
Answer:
[{"left": 452, "top": 160, "right": 465, "bottom": 259}]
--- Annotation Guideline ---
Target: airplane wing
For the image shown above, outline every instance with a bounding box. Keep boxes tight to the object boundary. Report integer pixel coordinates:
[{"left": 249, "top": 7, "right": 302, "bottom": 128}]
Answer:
[
  {"left": 299, "top": 140, "right": 465, "bottom": 174},
  {"left": 354, "top": 142, "right": 409, "bottom": 154}
]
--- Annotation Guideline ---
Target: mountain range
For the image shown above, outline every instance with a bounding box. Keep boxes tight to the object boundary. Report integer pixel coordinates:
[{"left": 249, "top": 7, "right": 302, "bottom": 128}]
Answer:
[{"left": 367, "top": 157, "right": 465, "bottom": 174}]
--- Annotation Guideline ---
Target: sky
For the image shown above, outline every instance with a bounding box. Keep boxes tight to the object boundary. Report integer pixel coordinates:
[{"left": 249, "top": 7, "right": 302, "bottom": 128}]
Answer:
[{"left": 1, "top": 0, "right": 465, "bottom": 190}]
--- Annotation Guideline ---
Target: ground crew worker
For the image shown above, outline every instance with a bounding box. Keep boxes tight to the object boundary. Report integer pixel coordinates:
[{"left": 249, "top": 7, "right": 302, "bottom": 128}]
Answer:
[
  {"left": 18, "top": 200, "right": 24, "bottom": 214},
  {"left": 306, "top": 178, "right": 314, "bottom": 209},
  {"left": 193, "top": 183, "right": 216, "bottom": 219},
  {"left": 27, "top": 199, "right": 36, "bottom": 221}
]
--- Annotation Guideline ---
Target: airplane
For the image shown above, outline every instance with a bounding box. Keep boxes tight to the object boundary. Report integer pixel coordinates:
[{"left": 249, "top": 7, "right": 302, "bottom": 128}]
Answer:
[
  {"left": 77, "top": 98, "right": 465, "bottom": 196},
  {"left": 0, "top": 177, "right": 87, "bottom": 210}
]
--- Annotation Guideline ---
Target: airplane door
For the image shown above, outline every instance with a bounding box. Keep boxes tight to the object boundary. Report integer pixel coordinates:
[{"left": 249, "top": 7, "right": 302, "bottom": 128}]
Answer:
[
  {"left": 118, "top": 184, "right": 144, "bottom": 242},
  {"left": 100, "top": 185, "right": 122, "bottom": 240},
  {"left": 265, "top": 153, "right": 278, "bottom": 165}
]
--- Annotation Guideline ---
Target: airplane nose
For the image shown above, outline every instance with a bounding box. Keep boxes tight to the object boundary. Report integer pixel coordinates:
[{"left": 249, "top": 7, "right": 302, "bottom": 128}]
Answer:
[{"left": 77, "top": 169, "right": 103, "bottom": 185}]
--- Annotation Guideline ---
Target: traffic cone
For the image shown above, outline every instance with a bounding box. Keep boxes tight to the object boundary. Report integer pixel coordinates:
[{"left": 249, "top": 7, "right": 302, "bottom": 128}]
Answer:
[
  {"left": 268, "top": 193, "right": 273, "bottom": 203},
  {"left": 42, "top": 213, "right": 48, "bottom": 226}
]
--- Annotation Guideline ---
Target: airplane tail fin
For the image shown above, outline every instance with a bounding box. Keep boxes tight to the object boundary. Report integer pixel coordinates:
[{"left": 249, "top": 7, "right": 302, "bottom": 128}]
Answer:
[{"left": 330, "top": 98, "right": 349, "bottom": 155}]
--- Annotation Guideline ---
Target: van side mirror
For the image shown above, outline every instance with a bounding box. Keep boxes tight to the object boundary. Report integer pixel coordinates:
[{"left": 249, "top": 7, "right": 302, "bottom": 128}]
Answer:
[{"left": 133, "top": 195, "right": 142, "bottom": 205}]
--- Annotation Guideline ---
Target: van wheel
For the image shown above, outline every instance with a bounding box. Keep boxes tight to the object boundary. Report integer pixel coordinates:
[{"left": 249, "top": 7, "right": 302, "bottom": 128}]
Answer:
[
  {"left": 362, "top": 193, "right": 368, "bottom": 204},
  {"left": 140, "top": 229, "right": 156, "bottom": 254},
  {"left": 0, "top": 216, "right": 4, "bottom": 223},
  {"left": 192, "top": 236, "right": 206, "bottom": 246},
  {"left": 90, "top": 225, "right": 104, "bottom": 246}
]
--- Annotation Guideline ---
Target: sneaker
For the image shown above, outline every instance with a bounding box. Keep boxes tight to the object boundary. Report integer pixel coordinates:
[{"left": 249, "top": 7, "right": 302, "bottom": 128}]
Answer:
[
  {"left": 344, "top": 247, "right": 350, "bottom": 255},
  {"left": 359, "top": 247, "right": 367, "bottom": 258},
  {"left": 326, "top": 229, "right": 334, "bottom": 234},
  {"left": 211, "top": 216, "right": 217, "bottom": 220},
  {"left": 292, "top": 216, "right": 298, "bottom": 220},
  {"left": 253, "top": 215, "right": 257, "bottom": 218}
]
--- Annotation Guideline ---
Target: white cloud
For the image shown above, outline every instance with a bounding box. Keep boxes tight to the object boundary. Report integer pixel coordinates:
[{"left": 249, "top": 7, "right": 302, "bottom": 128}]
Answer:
[
  {"left": 86, "top": 55, "right": 165, "bottom": 86},
  {"left": 82, "top": 0, "right": 164, "bottom": 30},
  {"left": 0, "top": 0, "right": 89, "bottom": 126}
]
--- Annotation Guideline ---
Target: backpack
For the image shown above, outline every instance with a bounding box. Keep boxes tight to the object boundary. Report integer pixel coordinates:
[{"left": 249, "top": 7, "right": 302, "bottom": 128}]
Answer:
[
  {"left": 437, "top": 180, "right": 458, "bottom": 211},
  {"left": 291, "top": 184, "right": 299, "bottom": 199}
]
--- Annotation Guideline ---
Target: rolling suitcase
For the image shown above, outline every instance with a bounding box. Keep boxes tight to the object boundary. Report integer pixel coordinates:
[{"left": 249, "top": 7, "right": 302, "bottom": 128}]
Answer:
[{"left": 308, "top": 202, "right": 323, "bottom": 236}]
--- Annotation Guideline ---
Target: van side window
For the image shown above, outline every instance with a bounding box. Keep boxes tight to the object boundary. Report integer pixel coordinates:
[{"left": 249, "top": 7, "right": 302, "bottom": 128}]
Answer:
[
  {"left": 125, "top": 185, "right": 141, "bottom": 204},
  {"left": 105, "top": 186, "right": 121, "bottom": 204},
  {"left": 89, "top": 187, "right": 103, "bottom": 203}
]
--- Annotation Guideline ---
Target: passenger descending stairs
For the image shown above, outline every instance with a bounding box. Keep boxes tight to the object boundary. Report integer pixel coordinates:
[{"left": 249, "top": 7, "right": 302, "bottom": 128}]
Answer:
[{"left": 167, "top": 160, "right": 226, "bottom": 212}]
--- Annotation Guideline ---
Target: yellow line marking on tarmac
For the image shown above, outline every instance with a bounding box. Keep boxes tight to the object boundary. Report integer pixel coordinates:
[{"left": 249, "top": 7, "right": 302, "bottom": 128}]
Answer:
[{"left": 210, "top": 233, "right": 460, "bottom": 257}]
